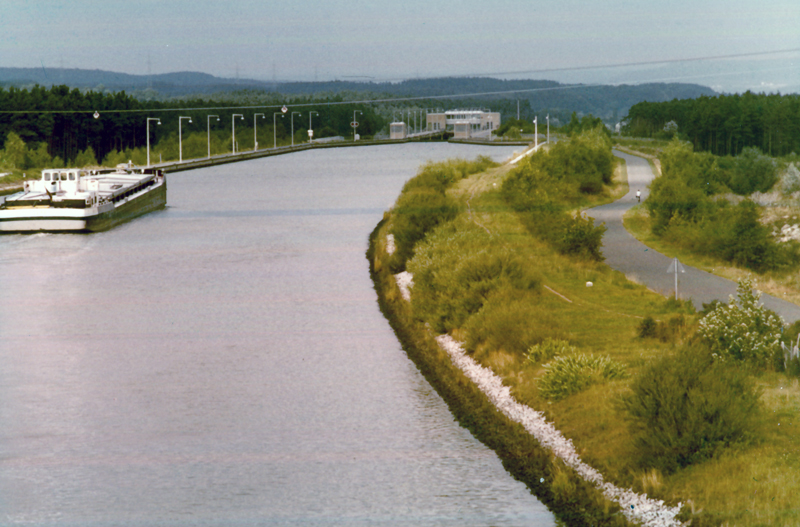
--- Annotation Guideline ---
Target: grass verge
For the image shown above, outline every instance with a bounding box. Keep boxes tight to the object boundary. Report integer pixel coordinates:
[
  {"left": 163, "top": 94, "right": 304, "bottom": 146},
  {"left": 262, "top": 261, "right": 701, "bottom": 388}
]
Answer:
[{"left": 372, "top": 152, "right": 800, "bottom": 526}]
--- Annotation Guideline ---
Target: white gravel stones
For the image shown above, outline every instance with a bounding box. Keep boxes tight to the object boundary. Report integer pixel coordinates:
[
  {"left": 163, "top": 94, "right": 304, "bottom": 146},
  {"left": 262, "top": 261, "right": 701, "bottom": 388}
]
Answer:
[
  {"left": 434, "top": 334, "right": 684, "bottom": 527},
  {"left": 389, "top": 261, "right": 683, "bottom": 525},
  {"left": 779, "top": 224, "right": 800, "bottom": 243},
  {"left": 394, "top": 271, "right": 414, "bottom": 301}
]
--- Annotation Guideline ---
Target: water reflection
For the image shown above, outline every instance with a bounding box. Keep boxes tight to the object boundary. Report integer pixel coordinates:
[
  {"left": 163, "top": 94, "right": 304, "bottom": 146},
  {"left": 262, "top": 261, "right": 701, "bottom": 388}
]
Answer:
[{"left": 0, "top": 144, "right": 555, "bottom": 526}]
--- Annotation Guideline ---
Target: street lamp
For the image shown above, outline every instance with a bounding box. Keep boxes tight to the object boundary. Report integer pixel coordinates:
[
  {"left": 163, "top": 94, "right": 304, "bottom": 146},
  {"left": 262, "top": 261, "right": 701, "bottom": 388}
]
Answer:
[
  {"left": 308, "top": 111, "right": 319, "bottom": 143},
  {"left": 232, "top": 114, "right": 244, "bottom": 154},
  {"left": 353, "top": 110, "right": 362, "bottom": 142},
  {"left": 546, "top": 114, "right": 550, "bottom": 144},
  {"left": 291, "top": 111, "right": 302, "bottom": 146},
  {"left": 273, "top": 112, "right": 285, "bottom": 148},
  {"left": 179, "top": 116, "right": 192, "bottom": 163},
  {"left": 207, "top": 115, "right": 219, "bottom": 158},
  {"left": 253, "top": 113, "right": 265, "bottom": 151},
  {"left": 146, "top": 117, "right": 161, "bottom": 167}
]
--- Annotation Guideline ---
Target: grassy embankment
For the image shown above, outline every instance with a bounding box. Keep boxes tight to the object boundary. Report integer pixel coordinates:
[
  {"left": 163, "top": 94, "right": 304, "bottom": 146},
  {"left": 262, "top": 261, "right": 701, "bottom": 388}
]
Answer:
[{"left": 370, "top": 143, "right": 800, "bottom": 526}]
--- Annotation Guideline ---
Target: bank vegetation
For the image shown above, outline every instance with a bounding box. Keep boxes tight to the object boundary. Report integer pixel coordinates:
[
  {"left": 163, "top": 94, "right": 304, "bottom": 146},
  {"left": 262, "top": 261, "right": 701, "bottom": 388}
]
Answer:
[{"left": 371, "top": 129, "right": 800, "bottom": 526}]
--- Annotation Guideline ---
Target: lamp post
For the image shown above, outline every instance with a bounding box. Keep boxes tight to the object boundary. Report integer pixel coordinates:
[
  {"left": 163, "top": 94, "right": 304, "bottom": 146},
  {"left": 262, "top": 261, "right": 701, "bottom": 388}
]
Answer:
[
  {"left": 146, "top": 117, "right": 161, "bottom": 167},
  {"left": 232, "top": 114, "right": 244, "bottom": 154},
  {"left": 178, "top": 116, "right": 192, "bottom": 163},
  {"left": 353, "top": 110, "right": 362, "bottom": 142},
  {"left": 253, "top": 113, "right": 265, "bottom": 151},
  {"left": 207, "top": 115, "right": 219, "bottom": 158},
  {"left": 534, "top": 116, "right": 538, "bottom": 149},
  {"left": 546, "top": 114, "right": 550, "bottom": 144},
  {"left": 291, "top": 111, "right": 302, "bottom": 146},
  {"left": 273, "top": 112, "right": 284, "bottom": 148},
  {"left": 308, "top": 111, "right": 318, "bottom": 143}
]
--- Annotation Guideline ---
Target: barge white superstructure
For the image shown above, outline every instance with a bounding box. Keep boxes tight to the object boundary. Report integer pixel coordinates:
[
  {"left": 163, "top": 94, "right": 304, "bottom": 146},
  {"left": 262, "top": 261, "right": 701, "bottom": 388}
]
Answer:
[{"left": 0, "top": 164, "right": 166, "bottom": 233}]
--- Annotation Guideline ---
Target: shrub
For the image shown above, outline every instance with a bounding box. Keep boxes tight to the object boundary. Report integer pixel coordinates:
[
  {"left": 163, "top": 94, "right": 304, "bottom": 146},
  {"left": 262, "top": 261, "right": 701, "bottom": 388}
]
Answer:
[
  {"left": 558, "top": 212, "right": 607, "bottom": 261},
  {"left": 728, "top": 147, "right": 777, "bottom": 195},
  {"left": 621, "top": 347, "right": 762, "bottom": 473},
  {"left": 637, "top": 316, "right": 657, "bottom": 338},
  {"left": 388, "top": 157, "right": 498, "bottom": 272},
  {"left": 538, "top": 353, "right": 627, "bottom": 401},
  {"left": 463, "top": 287, "right": 558, "bottom": 357},
  {"left": 407, "top": 219, "right": 540, "bottom": 333},
  {"left": 697, "top": 278, "right": 784, "bottom": 367},
  {"left": 779, "top": 163, "right": 800, "bottom": 194},
  {"left": 526, "top": 338, "right": 576, "bottom": 364},
  {"left": 388, "top": 188, "right": 458, "bottom": 272},
  {"left": 707, "top": 200, "right": 778, "bottom": 272}
]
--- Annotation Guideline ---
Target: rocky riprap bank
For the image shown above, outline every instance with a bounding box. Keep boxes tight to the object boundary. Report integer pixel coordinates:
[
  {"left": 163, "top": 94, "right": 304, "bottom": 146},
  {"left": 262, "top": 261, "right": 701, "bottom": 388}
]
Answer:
[{"left": 385, "top": 234, "right": 684, "bottom": 527}]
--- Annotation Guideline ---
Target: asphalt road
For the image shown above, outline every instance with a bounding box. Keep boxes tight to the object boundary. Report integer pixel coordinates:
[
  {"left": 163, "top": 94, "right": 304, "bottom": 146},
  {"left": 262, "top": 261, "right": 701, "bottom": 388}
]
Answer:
[{"left": 586, "top": 150, "right": 800, "bottom": 323}]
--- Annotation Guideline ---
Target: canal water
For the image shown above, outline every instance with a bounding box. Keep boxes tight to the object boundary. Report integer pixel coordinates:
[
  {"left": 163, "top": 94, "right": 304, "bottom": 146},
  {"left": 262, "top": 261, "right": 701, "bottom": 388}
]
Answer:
[{"left": 0, "top": 144, "right": 555, "bottom": 526}]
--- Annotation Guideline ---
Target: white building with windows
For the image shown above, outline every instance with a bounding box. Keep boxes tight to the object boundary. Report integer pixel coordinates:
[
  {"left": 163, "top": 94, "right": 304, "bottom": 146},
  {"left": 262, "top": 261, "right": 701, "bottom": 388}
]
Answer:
[
  {"left": 426, "top": 109, "right": 501, "bottom": 139},
  {"left": 389, "top": 122, "right": 407, "bottom": 140}
]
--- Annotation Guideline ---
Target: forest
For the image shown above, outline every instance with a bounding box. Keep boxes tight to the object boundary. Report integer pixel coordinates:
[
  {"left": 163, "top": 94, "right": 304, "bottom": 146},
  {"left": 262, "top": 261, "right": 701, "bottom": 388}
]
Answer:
[
  {"left": 622, "top": 92, "right": 800, "bottom": 157},
  {"left": 0, "top": 85, "right": 386, "bottom": 167}
]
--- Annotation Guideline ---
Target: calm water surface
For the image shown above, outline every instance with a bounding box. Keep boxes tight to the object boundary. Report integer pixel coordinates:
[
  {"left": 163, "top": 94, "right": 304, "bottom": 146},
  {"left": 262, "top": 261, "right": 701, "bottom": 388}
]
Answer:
[{"left": 0, "top": 144, "right": 555, "bottom": 526}]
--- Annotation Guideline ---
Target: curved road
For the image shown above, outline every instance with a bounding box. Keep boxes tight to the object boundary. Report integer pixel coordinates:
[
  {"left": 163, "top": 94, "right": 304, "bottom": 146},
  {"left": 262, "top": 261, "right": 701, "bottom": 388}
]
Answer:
[{"left": 586, "top": 150, "right": 800, "bottom": 323}]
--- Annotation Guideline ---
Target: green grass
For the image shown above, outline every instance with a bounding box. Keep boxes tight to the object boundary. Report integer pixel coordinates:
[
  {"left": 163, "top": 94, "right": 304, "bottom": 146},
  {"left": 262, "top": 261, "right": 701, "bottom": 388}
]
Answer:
[
  {"left": 375, "top": 155, "right": 800, "bottom": 526},
  {"left": 624, "top": 204, "right": 800, "bottom": 308}
]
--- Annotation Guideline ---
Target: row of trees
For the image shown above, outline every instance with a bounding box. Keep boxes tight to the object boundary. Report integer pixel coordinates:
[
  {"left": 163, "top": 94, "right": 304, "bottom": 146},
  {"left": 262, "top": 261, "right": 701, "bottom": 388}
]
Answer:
[
  {"left": 622, "top": 92, "right": 800, "bottom": 157},
  {"left": 0, "top": 85, "right": 386, "bottom": 166}
]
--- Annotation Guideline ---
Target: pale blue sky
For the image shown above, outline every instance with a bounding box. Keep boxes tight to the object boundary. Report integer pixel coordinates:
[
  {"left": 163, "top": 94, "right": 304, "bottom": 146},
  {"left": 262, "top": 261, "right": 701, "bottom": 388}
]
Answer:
[{"left": 2, "top": 0, "right": 799, "bottom": 92}]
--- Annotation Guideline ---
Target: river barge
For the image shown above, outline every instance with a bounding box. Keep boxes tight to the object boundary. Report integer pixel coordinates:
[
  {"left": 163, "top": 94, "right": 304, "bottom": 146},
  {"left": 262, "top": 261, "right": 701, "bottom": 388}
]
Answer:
[{"left": 0, "top": 165, "right": 166, "bottom": 233}]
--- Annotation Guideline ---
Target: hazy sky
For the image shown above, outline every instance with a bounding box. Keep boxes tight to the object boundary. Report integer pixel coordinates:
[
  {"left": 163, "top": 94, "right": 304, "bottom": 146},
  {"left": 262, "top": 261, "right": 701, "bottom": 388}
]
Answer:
[{"left": 3, "top": 0, "right": 799, "bottom": 93}]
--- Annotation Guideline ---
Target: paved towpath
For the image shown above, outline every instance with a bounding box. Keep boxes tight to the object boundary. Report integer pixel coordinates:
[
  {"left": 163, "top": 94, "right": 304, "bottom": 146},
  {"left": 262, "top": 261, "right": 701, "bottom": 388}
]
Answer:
[{"left": 586, "top": 150, "right": 800, "bottom": 323}]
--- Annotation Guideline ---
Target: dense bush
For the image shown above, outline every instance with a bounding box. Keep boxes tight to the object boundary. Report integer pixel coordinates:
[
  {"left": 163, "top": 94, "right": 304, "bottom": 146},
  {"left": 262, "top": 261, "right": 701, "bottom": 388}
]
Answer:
[
  {"left": 501, "top": 128, "right": 613, "bottom": 260},
  {"left": 621, "top": 347, "right": 762, "bottom": 473},
  {"left": 388, "top": 188, "right": 458, "bottom": 272},
  {"left": 558, "top": 212, "right": 607, "bottom": 260},
  {"left": 697, "top": 278, "right": 784, "bottom": 367},
  {"left": 463, "top": 287, "right": 563, "bottom": 357},
  {"left": 720, "top": 147, "right": 778, "bottom": 195},
  {"left": 646, "top": 140, "right": 797, "bottom": 272},
  {"left": 407, "top": 219, "right": 540, "bottom": 333},
  {"left": 538, "top": 353, "right": 627, "bottom": 401},
  {"left": 388, "top": 157, "right": 499, "bottom": 272}
]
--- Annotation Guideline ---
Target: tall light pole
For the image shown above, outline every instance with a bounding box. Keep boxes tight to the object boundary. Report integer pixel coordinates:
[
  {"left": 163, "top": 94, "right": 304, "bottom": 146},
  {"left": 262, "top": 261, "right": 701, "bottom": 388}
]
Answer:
[
  {"left": 207, "top": 115, "right": 219, "bottom": 158},
  {"left": 308, "top": 111, "right": 319, "bottom": 143},
  {"left": 253, "top": 113, "right": 264, "bottom": 151},
  {"left": 146, "top": 117, "right": 160, "bottom": 167},
  {"left": 232, "top": 114, "right": 244, "bottom": 154},
  {"left": 291, "top": 111, "right": 302, "bottom": 146},
  {"left": 534, "top": 116, "right": 538, "bottom": 149},
  {"left": 353, "top": 110, "right": 362, "bottom": 142},
  {"left": 273, "top": 111, "right": 285, "bottom": 148},
  {"left": 178, "top": 116, "right": 192, "bottom": 163},
  {"left": 546, "top": 114, "right": 550, "bottom": 144}
]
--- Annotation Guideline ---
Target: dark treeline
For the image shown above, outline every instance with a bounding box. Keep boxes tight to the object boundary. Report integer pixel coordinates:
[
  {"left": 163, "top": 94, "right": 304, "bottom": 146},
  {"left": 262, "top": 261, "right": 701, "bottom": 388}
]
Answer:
[
  {"left": 623, "top": 92, "right": 800, "bottom": 157},
  {"left": 0, "top": 85, "right": 385, "bottom": 164}
]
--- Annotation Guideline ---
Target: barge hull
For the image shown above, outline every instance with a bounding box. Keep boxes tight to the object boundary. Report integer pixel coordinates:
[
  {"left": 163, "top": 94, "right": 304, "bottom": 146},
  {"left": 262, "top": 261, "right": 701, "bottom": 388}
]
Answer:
[{"left": 0, "top": 180, "right": 166, "bottom": 233}]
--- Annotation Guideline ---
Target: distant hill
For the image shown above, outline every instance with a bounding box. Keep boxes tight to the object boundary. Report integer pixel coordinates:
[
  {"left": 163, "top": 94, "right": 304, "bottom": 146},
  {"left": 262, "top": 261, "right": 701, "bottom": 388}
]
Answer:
[{"left": 0, "top": 67, "right": 718, "bottom": 124}]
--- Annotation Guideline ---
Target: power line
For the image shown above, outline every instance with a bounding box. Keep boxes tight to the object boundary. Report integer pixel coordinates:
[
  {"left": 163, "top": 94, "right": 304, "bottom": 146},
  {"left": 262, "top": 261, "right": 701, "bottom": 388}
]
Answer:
[
  {"left": 421, "top": 48, "right": 800, "bottom": 80},
  {"left": 1, "top": 50, "right": 797, "bottom": 115}
]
